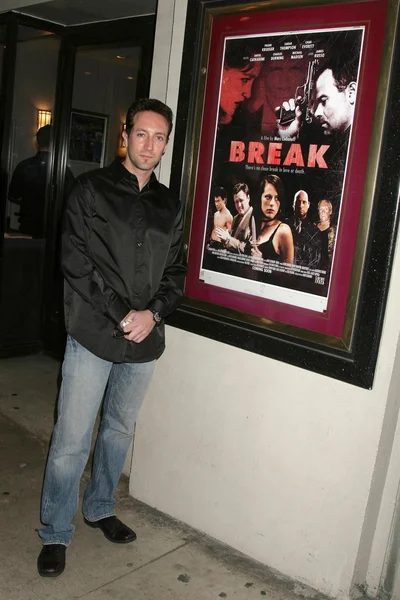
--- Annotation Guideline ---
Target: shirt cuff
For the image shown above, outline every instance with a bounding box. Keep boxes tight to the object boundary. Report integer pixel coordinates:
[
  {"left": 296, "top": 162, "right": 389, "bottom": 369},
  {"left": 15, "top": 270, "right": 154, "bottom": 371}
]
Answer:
[{"left": 146, "top": 298, "right": 166, "bottom": 318}]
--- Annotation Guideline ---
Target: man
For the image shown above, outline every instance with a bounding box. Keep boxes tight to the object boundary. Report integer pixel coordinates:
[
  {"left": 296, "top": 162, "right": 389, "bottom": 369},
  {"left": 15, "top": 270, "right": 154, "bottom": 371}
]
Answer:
[
  {"left": 277, "top": 50, "right": 358, "bottom": 141},
  {"left": 313, "top": 62, "right": 356, "bottom": 137},
  {"left": 208, "top": 187, "right": 233, "bottom": 249},
  {"left": 215, "top": 182, "right": 253, "bottom": 253},
  {"left": 8, "top": 125, "right": 74, "bottom": 237},
  {"left": 219, "top": 42, "right": 262, "bottom": 126},
  {"left": 287, "top": 190, "right": 321, "bottom": 268},
  {"left": 316, "top": 199, "right": 336, "bottom": 270},
  {"left": 37, "top": 98, "right": 186, "bottom": 577}
]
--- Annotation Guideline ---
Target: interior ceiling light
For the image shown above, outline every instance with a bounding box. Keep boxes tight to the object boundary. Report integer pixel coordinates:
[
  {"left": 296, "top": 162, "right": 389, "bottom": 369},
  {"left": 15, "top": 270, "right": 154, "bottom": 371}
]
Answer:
[
  {"left": 37, "top": 109, "right": 52, "bottom": 130},
  {"left": 84, "top": 71, "right": 91, "bottom": 75},
  {"left": 116, "top": 55, "right": 127, "bottom": 59},
  {"left": 127, "top": 76, "right": 134, "bottom": 80}
]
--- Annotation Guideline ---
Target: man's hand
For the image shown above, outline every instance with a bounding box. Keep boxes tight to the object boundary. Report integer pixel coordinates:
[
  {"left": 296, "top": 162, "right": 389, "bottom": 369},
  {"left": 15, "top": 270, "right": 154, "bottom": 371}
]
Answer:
[
  {"left": 215, "top": 227, "right": 230, "bottom": 242},
  {"left": 275, "top": 98, "right": 302, "bottom": 139},
  {"left": 121, "top": 310, "right": 155, "bottom": 343}
]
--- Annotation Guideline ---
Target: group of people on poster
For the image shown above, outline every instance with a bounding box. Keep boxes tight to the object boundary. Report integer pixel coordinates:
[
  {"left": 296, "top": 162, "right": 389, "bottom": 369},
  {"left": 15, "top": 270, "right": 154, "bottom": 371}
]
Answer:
[
  {"left": 206, "top": 178, "right": 335, "bottom": 294},
  {"left": 202, "top": 27, "right": 363, "bottom": 302}
]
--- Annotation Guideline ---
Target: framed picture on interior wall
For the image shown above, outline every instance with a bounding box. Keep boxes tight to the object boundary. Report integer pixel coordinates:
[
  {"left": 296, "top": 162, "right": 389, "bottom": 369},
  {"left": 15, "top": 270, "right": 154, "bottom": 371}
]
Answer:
[
  {"left": 68, "top": 109, "right": 108, "bottom": 176},
  {"left": 169, "top": 0, "right": 400, "bottom": 388}
]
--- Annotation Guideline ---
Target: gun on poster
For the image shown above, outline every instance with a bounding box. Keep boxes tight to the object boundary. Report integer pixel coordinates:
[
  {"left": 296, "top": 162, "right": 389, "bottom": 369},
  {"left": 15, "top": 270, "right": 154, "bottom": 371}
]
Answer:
[{"left": 277, "top": 59, "right": 318, "bottom": 137}]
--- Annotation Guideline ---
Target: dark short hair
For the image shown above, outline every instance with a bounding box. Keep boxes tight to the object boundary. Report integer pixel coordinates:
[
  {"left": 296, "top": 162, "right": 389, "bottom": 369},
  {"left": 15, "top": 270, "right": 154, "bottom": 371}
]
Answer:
[
  {"left": 36, "top": 124, "right": 52, "bottom": 148},
  {"left": 317, "top": 33, "right": 361, "bottom": 91},
  {"left": 213, "top": 186, "right": 227, "bottom": 201},
  {"left": 125, "top": 98, "right": 173, "bottom": 137},
  {"left": 233, "top": 182, "right": 250, "bottom": 197}
]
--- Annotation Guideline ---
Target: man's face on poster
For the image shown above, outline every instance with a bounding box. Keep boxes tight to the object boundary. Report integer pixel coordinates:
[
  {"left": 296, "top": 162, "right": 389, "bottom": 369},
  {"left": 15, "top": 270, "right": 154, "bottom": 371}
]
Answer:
[
  {"left": 294, "top": 192, "right": 309, "bottom": 219},
  {"left": 219, "top": 67, "right": 258, "bottom": 124},
  {"left": 234, "top": 190, "right": 250, "bottom": 216},
  {"left": 263, "top": 57, "right": 305, "bottom": 111},
  {"left": 314, "top": 69, "right": 356, "bottom": 135},
  {"left": 214, "top": 196, "right": 225, "bottom": 212},
  {"left": 318, "top": 201, "right": 331, "bottom": 223}
]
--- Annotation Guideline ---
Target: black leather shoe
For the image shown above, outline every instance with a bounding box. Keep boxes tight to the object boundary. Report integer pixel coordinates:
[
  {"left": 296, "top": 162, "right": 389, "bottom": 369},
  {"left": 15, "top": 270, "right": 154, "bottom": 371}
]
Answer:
[
  {"left": 84, "top": 516, "right": 137, "bottom": 544},
  {"left": 37, "top": 544, "right": 66, "bottom": 577}
]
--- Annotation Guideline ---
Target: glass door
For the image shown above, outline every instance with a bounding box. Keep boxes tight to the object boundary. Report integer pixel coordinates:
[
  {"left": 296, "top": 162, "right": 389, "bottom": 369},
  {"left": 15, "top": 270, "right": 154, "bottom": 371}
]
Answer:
[
  {"left": 0, "top": 14, "right": 154, "bottom": 358},
  {"left": 0, "top": 23, "right": 61, "bottom": 355},
  {"left": 67, "top": 43, "right": 142, "bottom": 178}
]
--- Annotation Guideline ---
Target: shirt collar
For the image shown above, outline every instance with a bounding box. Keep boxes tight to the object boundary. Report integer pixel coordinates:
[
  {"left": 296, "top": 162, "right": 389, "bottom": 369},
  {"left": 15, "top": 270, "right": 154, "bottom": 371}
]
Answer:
[{"left": 110, "top": 157, "right": 159, "bottom": 191}]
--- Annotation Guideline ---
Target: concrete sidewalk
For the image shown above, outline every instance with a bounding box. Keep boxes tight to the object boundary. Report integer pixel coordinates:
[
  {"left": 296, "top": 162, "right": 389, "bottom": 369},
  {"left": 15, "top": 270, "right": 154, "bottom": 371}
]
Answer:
[{"left": 0, "top": 353, "right": 327, "bottom": 600}]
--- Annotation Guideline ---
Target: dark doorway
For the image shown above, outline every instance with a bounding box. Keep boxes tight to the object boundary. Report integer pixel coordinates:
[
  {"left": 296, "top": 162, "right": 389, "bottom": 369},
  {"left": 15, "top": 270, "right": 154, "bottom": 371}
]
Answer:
[{"left": 0, "top": 10, "right": 155, "bottom": 359}]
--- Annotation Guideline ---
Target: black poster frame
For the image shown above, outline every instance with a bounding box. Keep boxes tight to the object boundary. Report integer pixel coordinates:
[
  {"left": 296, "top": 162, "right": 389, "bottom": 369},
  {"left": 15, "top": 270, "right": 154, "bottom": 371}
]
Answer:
[{"left": 168, "top": 0, "right": 400, "bottom": 389}]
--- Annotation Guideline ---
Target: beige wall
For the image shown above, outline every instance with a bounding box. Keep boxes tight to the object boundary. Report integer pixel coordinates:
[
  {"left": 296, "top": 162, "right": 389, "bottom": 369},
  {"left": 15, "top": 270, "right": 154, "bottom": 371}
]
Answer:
[{"left": 130, "top": 0, "right": 400, "bottom": 598}]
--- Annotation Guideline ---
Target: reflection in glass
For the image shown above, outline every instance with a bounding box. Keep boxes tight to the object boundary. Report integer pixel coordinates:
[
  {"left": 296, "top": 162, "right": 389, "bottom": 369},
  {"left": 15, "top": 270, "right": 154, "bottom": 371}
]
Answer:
[
  {"left": 8, "top": 123, "right": 52, "bottom": 237},
  {"left": 1, "top": 27, "right": 61, "bottom": 350},
  {"left": 6, "top": 27, "right": 60, "bottom": 238},
  {"left": 68, "top": 43, "right": 141, "bottom": 177}
]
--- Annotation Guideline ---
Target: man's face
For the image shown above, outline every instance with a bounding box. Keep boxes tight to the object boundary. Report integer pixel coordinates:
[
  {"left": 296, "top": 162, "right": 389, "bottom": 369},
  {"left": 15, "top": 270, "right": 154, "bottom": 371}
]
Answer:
[
  {"left": 294, "top": 192, "right": 309, "bottom": 219},
  {"left": 318, "top": 201, "right": 331, "bottom": 223},
  {"left": 261, "top": 183, "right": 280, "bottom": 221},
  {"left": 234, "top": 190, "right": 250, "bottom": 216},
  {"left": 122, "top": 110, "right": 169, "bottom": 175},
  {"left": 220, "top": 67, "right": 257, "bottom": 124},
  {"left": 214, "top": 196, "right": 225, "bottom": 212},
  {"left": 314, "top": 69, "right": 355, "bottom": 135}
]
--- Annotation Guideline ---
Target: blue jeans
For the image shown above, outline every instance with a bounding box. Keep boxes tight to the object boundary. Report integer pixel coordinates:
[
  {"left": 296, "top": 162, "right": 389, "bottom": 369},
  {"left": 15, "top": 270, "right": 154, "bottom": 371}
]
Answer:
[{"left": 39, "top": 335, "right": 155, "bottom": 546}]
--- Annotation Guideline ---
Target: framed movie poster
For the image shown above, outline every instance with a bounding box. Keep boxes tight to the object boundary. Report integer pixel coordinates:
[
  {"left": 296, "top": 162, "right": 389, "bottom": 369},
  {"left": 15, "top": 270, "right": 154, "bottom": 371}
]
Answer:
[
  {"left": 68, "top": 109, "right": 108, "bottom": 176},
  {"left": 169, "top": 0, "right": 400, "bottom": 388}
]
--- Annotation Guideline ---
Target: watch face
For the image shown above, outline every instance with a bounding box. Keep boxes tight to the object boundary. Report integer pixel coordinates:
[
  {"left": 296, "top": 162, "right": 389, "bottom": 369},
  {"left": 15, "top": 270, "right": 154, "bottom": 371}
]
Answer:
[{"left": 153, "top": 311, "right": 162, "bottom": 324}]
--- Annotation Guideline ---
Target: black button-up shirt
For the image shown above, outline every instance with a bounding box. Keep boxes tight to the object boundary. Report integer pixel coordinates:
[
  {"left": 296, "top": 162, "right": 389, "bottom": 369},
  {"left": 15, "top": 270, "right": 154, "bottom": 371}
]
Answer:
[{"left": 62, "top": 158, "right": 186, "bottom": 363}]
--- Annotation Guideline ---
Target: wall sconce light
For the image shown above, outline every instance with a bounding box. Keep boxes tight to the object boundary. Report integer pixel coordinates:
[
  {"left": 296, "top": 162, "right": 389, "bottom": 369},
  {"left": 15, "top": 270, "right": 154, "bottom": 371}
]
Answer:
[
  {"left": 117, "top": 123, "right": 127, "bottom": 157},
  {"left": 37, "top": 109, "right": 52, "bottom": 130}
]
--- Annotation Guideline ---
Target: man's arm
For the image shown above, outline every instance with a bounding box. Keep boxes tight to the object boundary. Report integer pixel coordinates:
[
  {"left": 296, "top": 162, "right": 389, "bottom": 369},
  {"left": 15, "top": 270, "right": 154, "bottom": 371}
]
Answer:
[
  {"left": 225, "top": 233, "right": 247, "bottom": 253},
  {"left": 62, "top": 179, "right": 130, "bottom": 325},
  {"left": 146, "top": 200, "right": 187, "bottom": 318},
  {"left": 215, "top": 227, "right": 248, "bottom": 253},
  {"left": 216, "top": 212, "right": 251, "bottom": 253}
]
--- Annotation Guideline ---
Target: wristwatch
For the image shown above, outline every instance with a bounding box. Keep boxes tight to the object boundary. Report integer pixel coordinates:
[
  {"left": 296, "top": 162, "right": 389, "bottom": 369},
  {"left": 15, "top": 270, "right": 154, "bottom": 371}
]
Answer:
[{"left": 150, "top": 309, "right": 162, "bottom": 326}]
